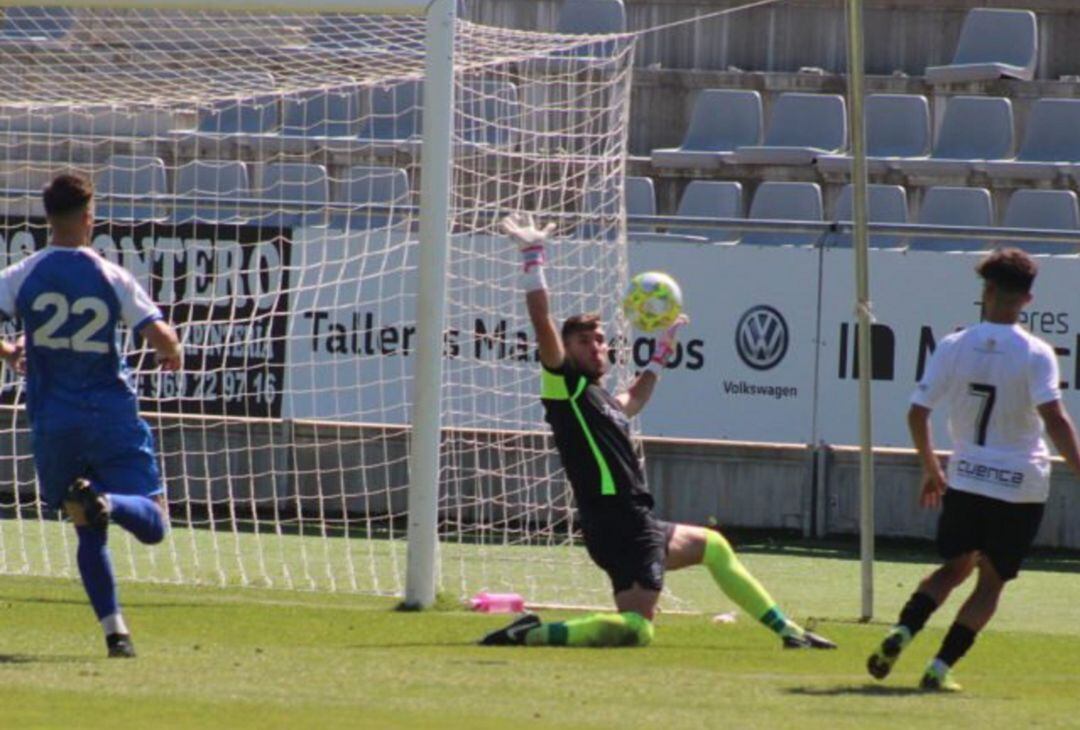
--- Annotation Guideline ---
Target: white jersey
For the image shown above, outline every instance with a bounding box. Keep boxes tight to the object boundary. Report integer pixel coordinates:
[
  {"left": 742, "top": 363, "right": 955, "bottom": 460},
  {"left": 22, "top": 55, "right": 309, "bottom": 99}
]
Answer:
[{"left": 911, "top": 322, "right": 1060, "bottom": 503}]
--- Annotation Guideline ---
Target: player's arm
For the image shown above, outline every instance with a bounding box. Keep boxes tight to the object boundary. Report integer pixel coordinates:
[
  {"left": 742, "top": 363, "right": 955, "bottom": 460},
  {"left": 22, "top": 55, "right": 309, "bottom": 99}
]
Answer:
[
  {"left": 502, "top": 213, "right": 563, "bottom": 369},
  {"left": 140, "top": 319, "right": 182, "bottom": 371},
  {"left": 908, "top": 404, "right": 947, "bottom": 508},
  {"left": 617, "top": 315, "right": 688, "bottom": 418},
  {"left": 1038, "top": 399, "right": 1080, "bottom": 478},
  {"left": 0, "top": 335, "right": 24, "bottom": 374}
]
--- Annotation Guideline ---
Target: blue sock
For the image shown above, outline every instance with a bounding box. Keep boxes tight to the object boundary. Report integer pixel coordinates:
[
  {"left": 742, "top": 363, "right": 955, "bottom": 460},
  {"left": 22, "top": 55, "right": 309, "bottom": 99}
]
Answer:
[
  {"left": 75, "top": 526, "right": 119, "bottom": 621},
  {"left": 106, "top": 494, "right": 166, "bottom": 545}
]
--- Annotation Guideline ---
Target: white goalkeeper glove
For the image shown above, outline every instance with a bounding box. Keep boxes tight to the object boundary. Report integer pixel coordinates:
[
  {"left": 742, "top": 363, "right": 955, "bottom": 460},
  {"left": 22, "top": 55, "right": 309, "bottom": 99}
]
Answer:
[
  {"left": 646, "top": 314, "right": 689, "bottom": 376},
  {"left": 501, "top": 212, "right": 556, "bottom": 292}
]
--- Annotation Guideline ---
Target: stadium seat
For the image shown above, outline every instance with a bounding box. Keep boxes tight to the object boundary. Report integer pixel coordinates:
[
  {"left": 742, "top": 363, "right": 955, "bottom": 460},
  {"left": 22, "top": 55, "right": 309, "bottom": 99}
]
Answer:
[
  {"left": 671, "top": 181, "right": 742, "bottom": 243},
  {"left": 651, "top": 90, "right": 762, "bottom": 170},
  {"left": 196, "top": 94, "right": 280, "bottom": 136},
  {"left": 816, "top": 94, "right": 930, "bottom": 175},
  {"left": 907, "top": 186, "right": 993, "bottom": 252},
  {"left": 731, "top": 93, "right": 846, "bottom": 166},
  {"left": 254, "top": 162, "right": 329, "bottom": 228},
  {"left": 832, "top": 184, "right": 908, "bottom": 249},
  {"left": 626, "top": 176, "right": 656, "bottom": 234},
  {"left": 356, "top": 81, "right": 422, "bottom": 154},
  {"left": 172, "top": 160, "right": 251, "bottom": 224},
  {"left": 742, "top": 182, "right": 823, "bottom": 247},
  {"left": 896, "top": 96, "right": 1013, "bottom": 177},
  {"left": 0, "top": 6, "right": 74, "bottom": 41},
  {"left": 282, "top": 85, "right": 362, "bottom": 138},
  {"left": 556, "top": 0, "right": 625, "bottom": 34},
  {"left": 925, "top": 9, "right": 1038, "bottom": 84},
  {"left": 981, "top": 99, "right": 1080, "bottom": 181},
  {"left": 330, "top": 165, "right": 411, "bottom": 231},
  {"left": 1000, "top": 189, "right": 1080, "bottom": 255},
  {"left": 94, "top": 155, "right": 169, "bottom": 222},
  {"left": 458, "top": 79, "right": 521, "bottom": 148}
]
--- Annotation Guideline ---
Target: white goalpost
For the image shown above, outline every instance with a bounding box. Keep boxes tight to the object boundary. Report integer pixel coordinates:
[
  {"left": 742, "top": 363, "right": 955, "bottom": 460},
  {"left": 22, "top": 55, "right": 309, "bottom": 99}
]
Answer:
[{"left": 0, "top": 0, "right": 642, "bottom": 610}]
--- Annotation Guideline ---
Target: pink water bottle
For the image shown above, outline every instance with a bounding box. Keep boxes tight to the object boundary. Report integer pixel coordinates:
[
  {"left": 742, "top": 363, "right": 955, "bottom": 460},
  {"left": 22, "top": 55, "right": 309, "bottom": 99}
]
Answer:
[{"left": 469, "top": 591, "right": 525, "bottom": 613}]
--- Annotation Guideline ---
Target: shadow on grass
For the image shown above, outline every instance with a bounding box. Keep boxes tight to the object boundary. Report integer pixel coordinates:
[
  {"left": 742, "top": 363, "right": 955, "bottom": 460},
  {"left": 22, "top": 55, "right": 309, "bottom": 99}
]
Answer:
[
  {"left": 786, "top": 684, "right": 926, "bottom": 697},
  {"left": 0, "top": 594, "right": 209, "bottom": 610},
  {"left": 0, "top": 653, "right": 88, "bottom": 665}
]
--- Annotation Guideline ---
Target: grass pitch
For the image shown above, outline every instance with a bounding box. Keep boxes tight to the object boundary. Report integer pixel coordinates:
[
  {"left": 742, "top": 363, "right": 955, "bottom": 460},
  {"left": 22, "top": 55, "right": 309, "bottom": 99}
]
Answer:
[{"left": 0, "top": 542, "right": 1077, "bottom": 729}]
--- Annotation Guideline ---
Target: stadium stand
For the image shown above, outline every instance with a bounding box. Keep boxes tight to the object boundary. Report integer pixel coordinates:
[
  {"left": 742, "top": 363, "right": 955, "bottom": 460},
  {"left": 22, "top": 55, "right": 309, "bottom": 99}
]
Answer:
[
  {"left": 94, "top": 155, "right": 169, "bottom": 222},
  {"left": 356, "top": 80, "right": 423, "bottom": 154},
  {"left": 832, "top": 184, "right": 908, "bottom": 249},
  {"left": 925, "top": 8, "right": 1038, "bottom": 84},
  {"left": 980, "top": 98, "right": 1080, "bottom": 182},
  {"left": 741, "top": 182, "right": 822, "bottom": 246},
  {"left": 172, "top": 160, "right": 251, "bottom": 224},
  {"left": 254, "top": 162, "right": 329, "bottom": 228},
  {"left": 731, "top": 93, "right": 846, "bottom": 166},
  {"left": 0, "top": 6, "right": 74, "bottom": 41},
  {"left": 556, "top": 0, "right": 625, "bottom": 34},
  {"left": 282, "top": 85, "right": 363, "bottom": 139},
  {"left": 815, "top": 94, "right": 930, "bottom": 175},
  {"left": 330, "top": 165, "right": 411, "bottom": 231},
  {"left": 626, "top": 175, "right": 656, "bottom": 233},
  {"left": 896, "top": 96, "right": 1013, "bottom": 177},
  {"left": 907, "top": 186, "right": 993, "bottom": 252},
  {"left": 1000, "top": 189, "right": 1080, "bottom": 255},
  {"left": 195, "top": 93, "right": 280, "bottom": 137},
  {"left": 671, "top": 180, "right": 742, "bottom": 243}
]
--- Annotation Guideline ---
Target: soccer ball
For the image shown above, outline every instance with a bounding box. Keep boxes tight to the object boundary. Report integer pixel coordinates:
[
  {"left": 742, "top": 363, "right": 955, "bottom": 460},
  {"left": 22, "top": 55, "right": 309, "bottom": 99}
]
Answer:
[{"left": 622, "top": 271, "right": 683, "bottom": 332}]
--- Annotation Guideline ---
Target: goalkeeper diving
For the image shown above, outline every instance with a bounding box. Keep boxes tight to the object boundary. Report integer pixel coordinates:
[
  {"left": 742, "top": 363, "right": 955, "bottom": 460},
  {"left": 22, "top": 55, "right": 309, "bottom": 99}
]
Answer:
[{"left": 480, "top": 213, "right": 836, "bottom": 649}]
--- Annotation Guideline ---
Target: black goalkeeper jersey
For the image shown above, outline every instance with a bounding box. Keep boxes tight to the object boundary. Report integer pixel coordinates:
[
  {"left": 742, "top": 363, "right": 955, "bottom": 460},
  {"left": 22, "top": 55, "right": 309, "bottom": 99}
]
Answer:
[{"left": 540, "top": 360, "right": 652, "bottom": 512}]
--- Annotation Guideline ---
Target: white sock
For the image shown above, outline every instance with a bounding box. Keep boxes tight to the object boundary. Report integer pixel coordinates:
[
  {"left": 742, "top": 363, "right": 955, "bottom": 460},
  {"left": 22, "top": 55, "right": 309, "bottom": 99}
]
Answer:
[{"left": 101, "top": 612, "right": 129, "bottom": 636}]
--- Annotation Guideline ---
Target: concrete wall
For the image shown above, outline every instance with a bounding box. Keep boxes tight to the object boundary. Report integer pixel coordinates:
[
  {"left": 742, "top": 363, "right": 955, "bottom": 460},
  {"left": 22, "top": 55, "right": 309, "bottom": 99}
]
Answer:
[{"left": 472, "top": 0, "right": 1080, "bottom": 80}]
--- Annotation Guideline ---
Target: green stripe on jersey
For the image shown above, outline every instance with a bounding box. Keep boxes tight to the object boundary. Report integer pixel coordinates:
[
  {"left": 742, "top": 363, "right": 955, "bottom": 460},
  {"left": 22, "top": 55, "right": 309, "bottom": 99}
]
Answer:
[{"left": 566, "top": 376, "right": 616, "bottom": 496}]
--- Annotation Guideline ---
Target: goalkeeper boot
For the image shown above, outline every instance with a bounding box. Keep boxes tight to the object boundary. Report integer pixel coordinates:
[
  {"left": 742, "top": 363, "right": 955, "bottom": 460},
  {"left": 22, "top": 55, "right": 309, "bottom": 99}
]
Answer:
[
  {"left": 65, "top": 478, "right": 109, "bottom": 530},
  {"left": 867, "top": 626, "right": 910, "bottom": 680},
  {"left": 106, "top": 633, "right": 136, "bottom": 659},
  {"left": 919, "top": 664, "right": 962, "bottom": 693},
  {"left": 782, "top": 629, "right": 837, "bottom": 650},
  {"left": 479, "top": 613, "right": 541, "bottom": 646}
]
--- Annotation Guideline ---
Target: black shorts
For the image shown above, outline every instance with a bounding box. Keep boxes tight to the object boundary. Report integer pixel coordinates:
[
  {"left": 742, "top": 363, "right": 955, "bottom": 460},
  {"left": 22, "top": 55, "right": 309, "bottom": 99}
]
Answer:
[
  {"left": 579, "top": 505, "right": 675, "bottom": 593},
  {"left": 937, "top": 488, "right": 1045, "bottom": 581}
]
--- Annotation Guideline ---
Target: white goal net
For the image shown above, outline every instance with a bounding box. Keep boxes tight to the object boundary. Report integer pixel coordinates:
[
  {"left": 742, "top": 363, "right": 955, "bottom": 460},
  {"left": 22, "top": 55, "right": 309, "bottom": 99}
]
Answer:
[{"left": 0, "top": 4, "right": 640, "bottom": 608}]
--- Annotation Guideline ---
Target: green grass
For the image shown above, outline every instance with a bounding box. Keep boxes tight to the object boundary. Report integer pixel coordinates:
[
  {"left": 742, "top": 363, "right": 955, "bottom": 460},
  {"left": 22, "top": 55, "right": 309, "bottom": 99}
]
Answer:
[{"left": 1, "top": 544, "right": 1079, "bottom": 729}]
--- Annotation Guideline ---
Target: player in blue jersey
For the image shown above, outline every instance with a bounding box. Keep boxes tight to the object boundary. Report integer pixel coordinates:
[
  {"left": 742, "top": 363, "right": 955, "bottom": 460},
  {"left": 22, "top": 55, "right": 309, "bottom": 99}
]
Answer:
[{"left": 0, "top": 173, "right": 182, "bottom": 658}]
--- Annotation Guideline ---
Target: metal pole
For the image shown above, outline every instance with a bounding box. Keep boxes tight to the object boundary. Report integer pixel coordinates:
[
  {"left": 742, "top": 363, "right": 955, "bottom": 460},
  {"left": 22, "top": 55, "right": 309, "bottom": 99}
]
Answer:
[
  {"left": 845, "top": 0, "right": 875, "bottom": 622},
  {"left": 404, "top": 0, "right": 456, "bottom": 609}
]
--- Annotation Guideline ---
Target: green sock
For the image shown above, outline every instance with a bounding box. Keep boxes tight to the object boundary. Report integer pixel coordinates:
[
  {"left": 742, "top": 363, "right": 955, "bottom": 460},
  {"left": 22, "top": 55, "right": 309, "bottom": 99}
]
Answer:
[
  {"left": 702, "top": 530, "right": 798, "bottom": 638},
  {"left": 525, "top": 611, "right": 653, "bottom": 647}
]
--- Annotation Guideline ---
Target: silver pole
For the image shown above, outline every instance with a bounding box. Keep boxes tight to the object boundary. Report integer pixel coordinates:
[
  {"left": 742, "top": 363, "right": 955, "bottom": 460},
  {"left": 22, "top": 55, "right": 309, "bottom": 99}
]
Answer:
[
  {"left": 845, "top": 0, "right": 875, "bottom": 622},
  {"left": 404, "top": 0, "right": 457, "bottom": 609}
]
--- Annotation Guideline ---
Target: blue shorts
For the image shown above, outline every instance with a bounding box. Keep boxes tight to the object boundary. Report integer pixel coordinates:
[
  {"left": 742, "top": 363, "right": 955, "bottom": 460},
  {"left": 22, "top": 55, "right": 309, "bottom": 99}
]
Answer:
[{"left": 32, "top": 417, "right": 163, "bottom": 510}]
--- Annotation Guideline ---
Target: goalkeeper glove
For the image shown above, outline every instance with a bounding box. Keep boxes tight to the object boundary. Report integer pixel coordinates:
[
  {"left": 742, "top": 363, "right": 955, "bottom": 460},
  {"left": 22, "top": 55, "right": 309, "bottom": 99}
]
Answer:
[
  {"left": 646, "top": 315, "right": 689, "bottom": 376},
  {"left": 502, "top": 212, "right": 556, "bottom": 292}
]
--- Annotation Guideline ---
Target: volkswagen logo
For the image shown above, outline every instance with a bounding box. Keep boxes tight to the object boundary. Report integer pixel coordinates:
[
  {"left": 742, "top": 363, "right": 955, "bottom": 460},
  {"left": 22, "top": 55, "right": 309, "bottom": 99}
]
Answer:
[{"left": 735, "top": 305, "right": 788, "bottom": 371}]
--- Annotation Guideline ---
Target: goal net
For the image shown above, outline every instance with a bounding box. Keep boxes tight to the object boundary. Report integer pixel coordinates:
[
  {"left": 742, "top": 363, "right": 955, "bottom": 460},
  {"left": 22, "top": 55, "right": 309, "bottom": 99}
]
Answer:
[{"left": 0, "top": 4, "right": 640, "bottom": 608}]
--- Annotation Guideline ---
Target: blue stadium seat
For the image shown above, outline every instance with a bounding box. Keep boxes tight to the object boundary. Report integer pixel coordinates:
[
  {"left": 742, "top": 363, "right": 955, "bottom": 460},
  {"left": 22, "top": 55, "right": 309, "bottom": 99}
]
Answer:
[
  {"left": 94, "top": 155, "right": 169, "bottom": 222},
  {"left": 356, "top": 81, "right": 422, "bottom": 152},
  {"left": 672, "top": 181, "right": 742, "bottom": 243},
  {"left": 556, "top": 0, "right": 625, "bottom": 34},
  {"left": 816, "top": 94, "right": 930, "bottom": 175},
  {"left": 742, "top": 182, "right": 823, "bottom": 247},
  {"left": 732, "top": 93, "right": 846, "bottom": 166},
  {"left": 0, "top": 6, "right": 74, "bottom": 41},
  {"left": 197, "top": 94, "right": 280, "bottom": 135},
  {"left": 907, "top": 186, "right": 993, "bottom": 252},
  {"left": 1001, "top": 189, "right": 1080, "bottom": 255},
  {"left": 458, "top": 79, "right": 521, "bottom": 148},
  {"left": 282, "top": 86, "right": 362, "bottom": 138},
  {"left": 925, "top": 9, "right": 1037, "bottom": 84},
  {"left": 330, "top": 165, "right": 410, "bottom": 231},
  {"left": 626, "top": 176, "right": 656, "bottom": 234},
  {"left": 832, "top": 184, "right": 908, "bottom": 249},
  {"left": 897, "top": 96, "right": 1013, "bottom": 177},
  {"left": 982, "top": 99, "right": 1080, "bottom": 181},
  {"left": 254, "top": 163, "right": 329, "bottom": 228},
  {"left": 651, "top": 90, "right": 762, "bottom": 170},
  {"left": 172, "top": 160, "right": 251, "bottom": 224}
]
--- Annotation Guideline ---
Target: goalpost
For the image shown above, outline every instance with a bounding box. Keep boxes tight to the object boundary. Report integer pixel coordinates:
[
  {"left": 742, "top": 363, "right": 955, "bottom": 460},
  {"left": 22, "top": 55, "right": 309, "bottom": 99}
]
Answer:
[{"left": 0, "top": 0, "right": 642, "bottom": 610}]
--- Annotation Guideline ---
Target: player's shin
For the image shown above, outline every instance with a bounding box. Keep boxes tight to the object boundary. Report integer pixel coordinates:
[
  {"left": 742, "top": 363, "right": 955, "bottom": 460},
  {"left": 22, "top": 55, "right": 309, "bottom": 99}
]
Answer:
[
  {"left": 75, "top": 525, "right": 121, "bottom": 625},
  {"left": 525, "top": 612, "right": 653, "bottom": 647}
]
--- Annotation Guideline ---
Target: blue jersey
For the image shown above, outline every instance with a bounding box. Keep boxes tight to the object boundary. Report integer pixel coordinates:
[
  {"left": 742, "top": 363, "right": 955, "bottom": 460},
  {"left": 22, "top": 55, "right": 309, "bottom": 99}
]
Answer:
[{"left": 0, "top": 245, "right": 162, "bottom": 431}]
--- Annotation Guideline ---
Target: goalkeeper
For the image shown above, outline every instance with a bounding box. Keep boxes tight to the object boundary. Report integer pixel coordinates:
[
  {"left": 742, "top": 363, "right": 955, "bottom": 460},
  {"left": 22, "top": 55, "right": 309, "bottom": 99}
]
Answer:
[{"left": 481, "top": 213, "right": 836, "bottom": 649}]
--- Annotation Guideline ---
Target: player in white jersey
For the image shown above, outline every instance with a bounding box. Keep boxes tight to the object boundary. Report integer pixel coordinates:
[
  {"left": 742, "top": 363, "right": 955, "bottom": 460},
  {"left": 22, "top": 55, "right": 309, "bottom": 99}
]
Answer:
[
  {"left": 866, "top": 248, "right": 1080, "bottom": 691},
  {"left": 0, "top": 174, "right": 182, "bottom": 658}
]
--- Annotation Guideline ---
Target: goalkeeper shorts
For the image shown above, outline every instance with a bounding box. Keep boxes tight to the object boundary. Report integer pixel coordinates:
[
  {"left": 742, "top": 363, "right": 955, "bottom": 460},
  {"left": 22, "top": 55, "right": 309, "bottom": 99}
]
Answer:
[{"left": 580, "top": 505, "right": 675, "bottom": 593}]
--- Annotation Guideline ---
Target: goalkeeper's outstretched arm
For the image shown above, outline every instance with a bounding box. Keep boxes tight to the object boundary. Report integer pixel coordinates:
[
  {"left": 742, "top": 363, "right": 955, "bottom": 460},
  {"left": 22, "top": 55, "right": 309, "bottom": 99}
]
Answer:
[
  {"left": 616, "top": 315, "right": 688, "bottom": 418},
  {"left": 502, "top": 213, "right": 564, "bottom": 370}
]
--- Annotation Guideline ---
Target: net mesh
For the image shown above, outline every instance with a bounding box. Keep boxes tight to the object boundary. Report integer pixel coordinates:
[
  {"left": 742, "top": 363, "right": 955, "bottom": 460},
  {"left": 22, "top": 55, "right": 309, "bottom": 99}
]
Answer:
[{"left": 0, "top": 6, "right": 647, "bottom": 609}]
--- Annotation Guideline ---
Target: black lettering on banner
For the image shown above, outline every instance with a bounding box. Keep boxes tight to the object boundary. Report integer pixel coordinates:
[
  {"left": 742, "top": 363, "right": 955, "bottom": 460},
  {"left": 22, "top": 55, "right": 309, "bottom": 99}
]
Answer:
[
  {"left": 0, "top": 218, "right": 289, "bottom": 418},
  {"left": 1054, "top": 345, "right": 1071, "bottom": 390},
  {"left": 915, "top": 326, "right": 937, "bottom": 382}
]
